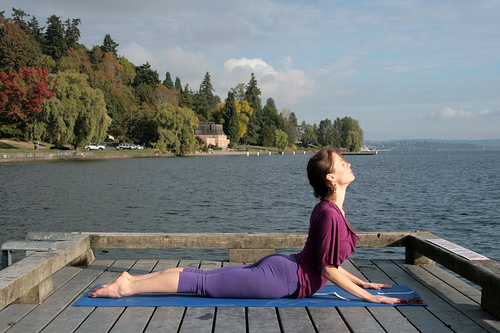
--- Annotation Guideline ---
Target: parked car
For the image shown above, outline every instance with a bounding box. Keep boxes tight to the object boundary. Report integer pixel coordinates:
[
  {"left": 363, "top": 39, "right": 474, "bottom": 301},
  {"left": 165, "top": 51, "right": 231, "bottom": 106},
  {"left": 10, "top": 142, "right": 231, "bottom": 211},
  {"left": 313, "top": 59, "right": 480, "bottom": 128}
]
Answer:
[
  {"left": 85, "top": 143, "right": 106, "bottom": 150},
  {"left": 116, "top": 143, "right": 132, "bottom": 150},
  {"left": 50, "top": 144, "right": 73, "bottom": 150}
]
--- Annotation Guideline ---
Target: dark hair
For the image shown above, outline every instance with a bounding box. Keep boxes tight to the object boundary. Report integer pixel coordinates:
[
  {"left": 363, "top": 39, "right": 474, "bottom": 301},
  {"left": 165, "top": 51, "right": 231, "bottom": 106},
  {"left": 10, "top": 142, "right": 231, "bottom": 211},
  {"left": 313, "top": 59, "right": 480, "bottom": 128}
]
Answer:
[{"left": 307, "top": 148, "right": 340, "bottom": 200}]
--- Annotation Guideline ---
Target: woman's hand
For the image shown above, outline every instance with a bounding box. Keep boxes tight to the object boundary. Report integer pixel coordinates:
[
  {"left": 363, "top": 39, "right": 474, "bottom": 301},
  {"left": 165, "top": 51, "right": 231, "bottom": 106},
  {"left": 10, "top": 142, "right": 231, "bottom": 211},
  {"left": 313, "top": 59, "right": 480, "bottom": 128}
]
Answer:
[
  {"left": 361, "top": 282, "right": 392, "bottom": 290},
  {"left": 365, "top": 295, "right": 401, "bottom": 304}
]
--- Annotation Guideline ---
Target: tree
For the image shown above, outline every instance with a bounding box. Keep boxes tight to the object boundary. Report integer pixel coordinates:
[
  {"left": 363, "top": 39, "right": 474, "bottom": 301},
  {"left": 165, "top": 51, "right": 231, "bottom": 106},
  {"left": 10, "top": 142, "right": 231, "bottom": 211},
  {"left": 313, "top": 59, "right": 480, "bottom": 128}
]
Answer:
[
  {"left": 261, "top": 126, "right": 274, "bottom": 147},
  {"left": 163, "top": 71, "right": 174, "bottom": 89},
  {"left": 275, "top": 129, "right": 288, "bottom": 151},
  {"left": 101, "top": 34, "right": 119, "bottom": 56},
  {"left": 42, "top": 71, "right": 111, "bottom": 149},
  {"left": 64, "top": 18, "right": 81, "bottom": 48},
  {"left": 221, "top": 92, "right": 240, "bottom": 143},
  {"left": 155, "top": 103, "right": 199, "bottom": 156},
  {"left": 43, "top": 15, "right": 67, "bottom": 60},
  {"left": 174, "top": 77, "right": 182, "bottom": 90},
  {"left": 301, "top": 124, "right": 318, "bottom": 147},
  {"left": 244, "top": 73, "right": 263, "bottom": 145},
  {"left": 0, "top": 15, "right": 50, "bottom": 71},
  {"left": 199, "top": 72, "right": 219, "bottom": 109},
  {"left": 317, "top": 119, "right": 335, "bottom": 147},
  {"left": 133, "top": 62, "right": 159, "bottom": 87},
  {"left": 231, "top": 83, "right": 246, "bottom": 102},
  {"left": 337, "top": 116, "right": 363, "bottom": 151},
  {"left": 0, "top": 67, "right": 55, "bottom": 139}
]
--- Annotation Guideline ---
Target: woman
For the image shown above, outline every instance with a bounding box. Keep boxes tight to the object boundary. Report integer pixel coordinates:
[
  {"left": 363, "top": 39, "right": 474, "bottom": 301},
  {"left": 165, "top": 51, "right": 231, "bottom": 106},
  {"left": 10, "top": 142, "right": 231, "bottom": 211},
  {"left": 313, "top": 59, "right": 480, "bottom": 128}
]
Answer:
[{"left": 90, "top": 148, "right": 400, "bottom": 304}]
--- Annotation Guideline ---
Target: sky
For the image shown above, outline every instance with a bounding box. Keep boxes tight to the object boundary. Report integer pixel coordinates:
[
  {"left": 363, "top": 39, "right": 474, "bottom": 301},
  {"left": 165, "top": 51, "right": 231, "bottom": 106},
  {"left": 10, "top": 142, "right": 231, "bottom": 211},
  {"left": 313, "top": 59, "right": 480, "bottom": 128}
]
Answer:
[{"left": 3, "top": 0, "right": 500, "bottom": 141}]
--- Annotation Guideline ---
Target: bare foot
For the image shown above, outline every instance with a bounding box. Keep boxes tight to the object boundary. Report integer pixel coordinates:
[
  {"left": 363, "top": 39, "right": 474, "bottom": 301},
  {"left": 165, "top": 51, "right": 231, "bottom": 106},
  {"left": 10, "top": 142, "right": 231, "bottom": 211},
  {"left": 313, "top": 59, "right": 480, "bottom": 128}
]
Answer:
[{"left": 89, "top": 272, "right": 133, "bottom": 298}]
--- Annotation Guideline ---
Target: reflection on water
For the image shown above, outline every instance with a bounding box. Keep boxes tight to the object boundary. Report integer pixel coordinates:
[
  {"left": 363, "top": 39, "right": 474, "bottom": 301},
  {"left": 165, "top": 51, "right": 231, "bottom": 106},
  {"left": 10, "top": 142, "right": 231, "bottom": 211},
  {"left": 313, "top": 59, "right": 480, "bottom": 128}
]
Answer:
[{"left": 0, "top": 150, "right": 499, "bottom": 262}]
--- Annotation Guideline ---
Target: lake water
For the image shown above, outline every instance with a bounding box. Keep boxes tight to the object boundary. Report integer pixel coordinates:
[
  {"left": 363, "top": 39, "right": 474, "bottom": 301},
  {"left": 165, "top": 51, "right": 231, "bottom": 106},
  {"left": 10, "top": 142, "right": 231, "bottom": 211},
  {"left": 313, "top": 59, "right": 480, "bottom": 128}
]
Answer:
[{"left": 0, "top": 150, "right": 499, "bottom": 263}]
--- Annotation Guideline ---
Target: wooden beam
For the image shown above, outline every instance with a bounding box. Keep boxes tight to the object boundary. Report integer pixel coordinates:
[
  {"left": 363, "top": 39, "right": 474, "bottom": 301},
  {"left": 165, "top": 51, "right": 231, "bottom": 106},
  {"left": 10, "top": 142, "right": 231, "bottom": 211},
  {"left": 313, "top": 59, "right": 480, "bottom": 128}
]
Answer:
[{"left": 0, "top": 235, "right": 92, "bottom": 311}]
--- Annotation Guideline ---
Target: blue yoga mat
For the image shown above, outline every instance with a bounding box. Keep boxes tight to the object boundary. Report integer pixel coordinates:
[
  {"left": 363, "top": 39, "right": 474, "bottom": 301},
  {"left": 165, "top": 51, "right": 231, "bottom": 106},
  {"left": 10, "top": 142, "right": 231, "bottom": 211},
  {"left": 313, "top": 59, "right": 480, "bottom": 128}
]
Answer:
[{"left": 74, "top": 284, "right": 426, "bottom": 307}]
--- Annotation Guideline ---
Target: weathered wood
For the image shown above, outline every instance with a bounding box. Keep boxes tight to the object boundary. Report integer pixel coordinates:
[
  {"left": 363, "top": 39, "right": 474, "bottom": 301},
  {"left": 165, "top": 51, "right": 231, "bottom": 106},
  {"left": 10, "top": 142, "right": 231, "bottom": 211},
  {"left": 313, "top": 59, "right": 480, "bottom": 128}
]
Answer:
[
  {"left": 247, "top": 308, "right": 280, "bottom": 333},
  {"left": 0, "top": 235, "right": 92, "bottom": 311},
  {"left": 308, "top": 307, "right": 350, "bottom": 332},
  {"left": 179, "top": 307, "right": 215, "bottom": 333},
  {"left": 0, "top": 304, "right": 36, "bottom": 333},
  {"left": 2, "top": 241, "right": 57, "bottom": 269},
  {"left": 83, "top": 231, "right": 415, "bottom": 250},
  {"left": 6, "top": 259, "right": 112, "bottom": 333},
  {"left": 339, "top": 307, "right": 385, "bottom": 333},
  {"left": 213, "top": 307, "right": 246, "bottom": 332},
  {"left": 352, "top": 259, "right": 442, "bottom": 333},
  {"left": 278, "top": 307, "right": 316, "bottom": 332},
  {"left": 374, "top": 259, "right": 485, "bottom": 332},
  {"left": 401, "top": 262, "right": 500, "bottom": 332},
  {"left": 145, "top": 307, "right": 185, "bottom": 333},
  {"left": 229, "top": 248, "right": 275, "bottom": 262},
  {"left": 407, "top": 233, "right": 500, "bottom": 318}
]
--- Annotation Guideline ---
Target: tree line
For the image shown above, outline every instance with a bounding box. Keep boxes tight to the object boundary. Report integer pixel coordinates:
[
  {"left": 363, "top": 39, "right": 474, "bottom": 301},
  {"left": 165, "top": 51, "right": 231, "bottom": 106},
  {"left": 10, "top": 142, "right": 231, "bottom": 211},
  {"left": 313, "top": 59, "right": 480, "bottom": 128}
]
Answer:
[{"left": 0, "top": 8, "right": 363, "bottom": 155}]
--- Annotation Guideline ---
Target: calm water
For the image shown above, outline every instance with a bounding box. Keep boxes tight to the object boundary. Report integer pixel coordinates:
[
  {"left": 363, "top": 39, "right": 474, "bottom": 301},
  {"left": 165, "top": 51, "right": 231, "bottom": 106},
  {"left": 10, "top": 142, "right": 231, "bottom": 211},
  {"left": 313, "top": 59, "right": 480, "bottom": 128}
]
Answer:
[{"left": 0, "top": 150, "right": 499, "bottom": 263}]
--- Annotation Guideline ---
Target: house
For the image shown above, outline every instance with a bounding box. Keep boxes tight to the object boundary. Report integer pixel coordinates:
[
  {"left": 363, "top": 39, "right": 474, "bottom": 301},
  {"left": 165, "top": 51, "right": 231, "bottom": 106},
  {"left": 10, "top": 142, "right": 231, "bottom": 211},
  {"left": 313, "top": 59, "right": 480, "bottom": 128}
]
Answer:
[{"left": 195, "top": 122, "right": 230, "bottom": 149}]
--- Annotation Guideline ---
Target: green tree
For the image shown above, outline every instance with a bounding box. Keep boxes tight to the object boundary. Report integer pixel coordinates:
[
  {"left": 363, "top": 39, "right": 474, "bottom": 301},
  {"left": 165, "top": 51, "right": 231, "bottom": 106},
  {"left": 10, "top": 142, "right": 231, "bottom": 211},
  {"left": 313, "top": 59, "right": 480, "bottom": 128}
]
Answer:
[
  {"left": 301, "top": 124, "right": 318, "bottom": 147},
  {"left": 230, "top": 83, "right": 246, "bottom": 102},
  {"left": 243, "top": 73, "right": 263, "bottom": 145},
  {"left": 101, "top": 34, "right": 119, "bottom": 56},
  {"left": 221, "top": 92, "right": 240, "bottom": 143},
  {"left": 42, "top": 71, "right": 111, "bottom": 149},
  {"left": 133, "top": 62, "right": 159, "bottom": 87},
  {"left": 337, "top": 116, "right": 363, "bottom": 151},
  {"left": 261, "top": 126, "right": 274, "bottom": 147},
  {"left": 275, "top": 129, "right": 288, "bottom": 151},
  {"left": 174, "top": 77, "right": 182, "bottom": 90},
  {"left": 43, "top": 15, "right": 67, "bottom": 60},
  {"left": 0, "top": 15, "right": 50, "bottom": 71},
  {"left": 199, "top": 72, "right": 219, "bottom": 109},
  {"left": 163, "top": 71, "right": 174, "bottom": 89},
  {"left": 155, "top": 103, "right": 198, "bottom": 156},
  {"left": 317, "top": 119, "right": 335, "bottom": 147},
  {"left": 64, "top": 18, "right": 81, "bottom": 48}
]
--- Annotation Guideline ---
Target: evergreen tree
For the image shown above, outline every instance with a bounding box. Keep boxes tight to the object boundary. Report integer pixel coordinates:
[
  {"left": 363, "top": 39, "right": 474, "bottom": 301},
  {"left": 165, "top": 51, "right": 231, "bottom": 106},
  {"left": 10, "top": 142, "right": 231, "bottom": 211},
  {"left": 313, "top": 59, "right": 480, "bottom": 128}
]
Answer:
[
  {"left": 317, "top": 118, "right": 335, "bottom": 147},
  {"left": 174, "top": 77, "right": 182, "bottom": 90},
  {"left": 44, "top": 15, "right": 67, "bottom": 60},
  {"left": 243, "top": 73, "right": 263, "bottom": 145},
  {"left": 133, "top": 62, "right": 159, "bottom": 87},
  {"left": 163, "top": 71, "right": 174, "bottom": 89},
  {"left": 64, "top": 18, "right": 81, "bottom": 48},
  {"left": 101, "top": 34, "right": 119, "bottom": 56},
  {"left": 222, "top": 92, "right": 240, "bottom": 144},
  {"left": 199, "top": 72, "right": 219, "bottom": 109}
]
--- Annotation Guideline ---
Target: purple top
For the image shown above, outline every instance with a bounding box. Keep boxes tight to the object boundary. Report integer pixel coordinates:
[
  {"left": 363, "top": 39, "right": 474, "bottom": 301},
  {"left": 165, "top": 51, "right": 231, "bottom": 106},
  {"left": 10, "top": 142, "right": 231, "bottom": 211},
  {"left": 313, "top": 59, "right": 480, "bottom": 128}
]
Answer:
[{"left": 292, "top": 201, "right": 359, "bottom": 298}]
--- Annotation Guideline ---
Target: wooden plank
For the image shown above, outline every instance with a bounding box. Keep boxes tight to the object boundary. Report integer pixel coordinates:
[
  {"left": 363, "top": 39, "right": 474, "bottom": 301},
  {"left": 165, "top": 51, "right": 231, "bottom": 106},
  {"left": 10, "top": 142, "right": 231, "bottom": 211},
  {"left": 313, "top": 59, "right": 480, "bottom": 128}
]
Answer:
[
  {"left": 0, "top": 304, "right": 36, "bottom": 333},
  {"left": 354, "top": 259, "right": 453, "bottom": 333},
  {"left": 69, "top": 260, "right": 136, "bottom": 333},
  {"left": 422, "top": 264, "right": 481, "bottom": 303},
  {"left": 401, "top": 262, "right": 500, "bottom": 332},
  {"left": 374, "top": 259, "right": 486, "bottom": 332},
  {"left": 213, "top": 307, "right": 246, "bottom": 333},
  {"left": 143, "top": 260, "right": 184, "bottom": 332},
  {"left": 145, "top": 307, "right": 185, "bottom": 333},
  {"left": 7, "top": 259, "right": 112, "bottom": 333},
  {"left": 338, "top": 307, "right": 385, "bottom": 333},
  {"left": 247, "top": 308, "right": 280, "bottom": 333},
  {"left": 179, "top": 307, "right": 215, "bottom": 333},
  {"left": 37, "top": 260, "right": 114, "bottom": 333},
  {"left": 308, "top": 307, "right": 350, "bottom": 332},
  {"left": 278, "top": 307, "right": 315, "bottom": 332},
  {"left": 109, "top": 260, "right": 159, "bottom": 333}
]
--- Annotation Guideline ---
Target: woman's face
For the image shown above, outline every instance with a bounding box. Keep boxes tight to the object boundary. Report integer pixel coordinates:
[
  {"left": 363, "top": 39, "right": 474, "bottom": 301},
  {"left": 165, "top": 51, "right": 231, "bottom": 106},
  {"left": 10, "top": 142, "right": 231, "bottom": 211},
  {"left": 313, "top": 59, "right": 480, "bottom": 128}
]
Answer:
[{"left": 331, "top": 153, "right": 355, "bottom": 186}]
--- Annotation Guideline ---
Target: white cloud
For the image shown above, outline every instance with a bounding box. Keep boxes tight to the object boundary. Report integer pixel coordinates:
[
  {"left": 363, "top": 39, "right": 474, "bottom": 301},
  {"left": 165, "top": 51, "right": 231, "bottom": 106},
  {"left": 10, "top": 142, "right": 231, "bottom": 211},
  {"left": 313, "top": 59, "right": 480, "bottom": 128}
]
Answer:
[
  {"left": 219, "top": 57, "right": 318, "bottom": 104},
  {"left": 423, "top": 107, "right": 498, "bottom": 120},
  {"left": 120, "top": 44, "right": 211, "bottom": 87}
]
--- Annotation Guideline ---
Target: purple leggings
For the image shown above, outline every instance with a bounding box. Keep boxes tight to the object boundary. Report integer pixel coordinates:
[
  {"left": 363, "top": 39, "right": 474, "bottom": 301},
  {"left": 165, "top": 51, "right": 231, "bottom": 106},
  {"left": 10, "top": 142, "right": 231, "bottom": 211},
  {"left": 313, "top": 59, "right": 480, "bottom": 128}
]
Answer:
[{"left": 177, "top": 254, "right": 300, "bottom": 298}]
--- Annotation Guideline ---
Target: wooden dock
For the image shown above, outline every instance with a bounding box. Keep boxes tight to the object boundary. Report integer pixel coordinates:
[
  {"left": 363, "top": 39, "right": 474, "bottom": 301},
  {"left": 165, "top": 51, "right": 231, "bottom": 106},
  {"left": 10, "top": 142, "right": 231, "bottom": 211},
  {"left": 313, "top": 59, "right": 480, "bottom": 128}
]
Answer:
[{"left": 1, "top": 232, "right": 500, "bottom": 332}]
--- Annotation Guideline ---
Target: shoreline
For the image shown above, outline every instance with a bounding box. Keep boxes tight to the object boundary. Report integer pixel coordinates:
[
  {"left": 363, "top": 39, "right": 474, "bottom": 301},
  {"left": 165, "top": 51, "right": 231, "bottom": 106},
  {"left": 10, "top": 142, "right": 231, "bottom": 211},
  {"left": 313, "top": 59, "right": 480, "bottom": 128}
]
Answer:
[{"left": 0, "top": 149, "right": 311, "bottom": 164}]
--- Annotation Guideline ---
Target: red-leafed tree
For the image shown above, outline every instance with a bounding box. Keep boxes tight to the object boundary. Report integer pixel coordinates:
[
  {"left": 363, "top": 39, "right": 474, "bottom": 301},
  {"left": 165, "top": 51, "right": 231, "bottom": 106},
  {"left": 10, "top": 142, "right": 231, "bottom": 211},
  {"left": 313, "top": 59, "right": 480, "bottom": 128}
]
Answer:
[{"left": 0, "top": 67, "right": 55, "bottom": 139}]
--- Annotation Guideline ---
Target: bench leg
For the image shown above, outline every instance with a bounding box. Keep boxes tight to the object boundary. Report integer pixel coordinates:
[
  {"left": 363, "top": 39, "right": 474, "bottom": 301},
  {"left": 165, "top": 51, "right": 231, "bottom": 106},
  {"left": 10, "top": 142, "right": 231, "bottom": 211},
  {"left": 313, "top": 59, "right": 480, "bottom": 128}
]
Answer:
[
  {"left": 67, "top": 249, "right": 95, "bottom": 267},
  {"left": 2, "top": 250, "right": 12, "bottom": 268},
  {"left": 14, "top": 276, "right": 53, "bottom": 305}
]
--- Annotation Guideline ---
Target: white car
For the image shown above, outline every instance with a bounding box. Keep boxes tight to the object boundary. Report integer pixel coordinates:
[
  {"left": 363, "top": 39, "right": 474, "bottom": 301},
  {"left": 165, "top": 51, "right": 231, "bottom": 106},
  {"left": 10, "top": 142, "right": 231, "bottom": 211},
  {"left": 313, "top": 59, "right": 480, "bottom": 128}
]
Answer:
[
  {"left": 85, "top": 143, "right": 106, "bottom": 150},
  {"left": 116, "top": 143, "right": 132, "bottom": 150}
]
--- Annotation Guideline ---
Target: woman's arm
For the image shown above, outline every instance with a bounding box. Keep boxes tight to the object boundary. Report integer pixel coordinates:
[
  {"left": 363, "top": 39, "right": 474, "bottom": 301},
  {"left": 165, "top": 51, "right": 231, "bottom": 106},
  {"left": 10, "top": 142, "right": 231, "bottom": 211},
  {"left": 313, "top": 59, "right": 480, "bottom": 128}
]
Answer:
[
  {"left": 337, "top": 266, "right": 392, "bottom": 290},
  {"left": 322, "top": 265, "right": 400, "bottom": 304}
]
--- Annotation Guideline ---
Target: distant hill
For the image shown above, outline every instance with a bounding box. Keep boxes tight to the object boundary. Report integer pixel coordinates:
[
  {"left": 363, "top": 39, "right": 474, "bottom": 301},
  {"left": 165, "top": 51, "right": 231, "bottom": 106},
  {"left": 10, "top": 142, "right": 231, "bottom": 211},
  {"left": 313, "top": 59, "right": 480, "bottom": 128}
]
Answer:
[{"left": 364, "top": 139, "right": 500, "bottom": 150}]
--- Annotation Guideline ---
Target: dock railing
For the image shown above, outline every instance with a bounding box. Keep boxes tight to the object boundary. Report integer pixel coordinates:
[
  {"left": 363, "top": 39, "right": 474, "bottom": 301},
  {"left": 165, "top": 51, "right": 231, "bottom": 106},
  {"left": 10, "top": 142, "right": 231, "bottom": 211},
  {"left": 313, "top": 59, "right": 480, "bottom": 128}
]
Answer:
[{"left": 1, "top": 231, "right": 499, "bottom": 319}]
